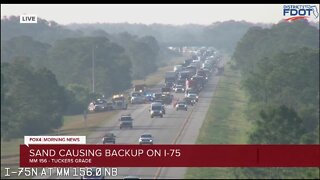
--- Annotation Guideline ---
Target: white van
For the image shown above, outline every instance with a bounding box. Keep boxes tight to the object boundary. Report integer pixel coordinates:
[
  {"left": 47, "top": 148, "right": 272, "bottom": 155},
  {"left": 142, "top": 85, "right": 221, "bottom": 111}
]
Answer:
[{"left": 149, "top": 102, "right": 164, "bottom": 118}]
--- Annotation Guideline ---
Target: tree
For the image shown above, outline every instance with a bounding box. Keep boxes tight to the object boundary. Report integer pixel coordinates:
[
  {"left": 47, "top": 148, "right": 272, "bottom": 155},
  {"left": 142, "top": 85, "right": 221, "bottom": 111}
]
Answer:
[
  {"left": 1, "top": 58, "right": 67, "bottom": 139},
  {"left": 114, "top": 33, "right": 159, "bottom": 79},
  {"left": 233, "top": 20, "right": 319, "bottom": 178},
  {"left": 250, "top": 105, "right": 306, "bottom": 144},
  {"left": 46, "top": 36, "right": 132, "bottom": 97},
  {"left": 64, "top": 84, "right": 90, "bottom": 115},
  {"left": 202, "top": 20, "right": 254, "bottom": 53},
  {"left": 233, "top": 20, "right": 319, "bottom": 74}
]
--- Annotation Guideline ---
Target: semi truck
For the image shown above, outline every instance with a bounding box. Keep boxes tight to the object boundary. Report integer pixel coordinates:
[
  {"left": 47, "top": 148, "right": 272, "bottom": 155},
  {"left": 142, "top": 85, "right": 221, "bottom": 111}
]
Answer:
[
  {"left": 186, "top": 76, "right": 203, "bottom": 94},
  {"left": 134, "top": 84, "right": 146, "bottom": 92},
  {"left": 165, "top": 71, "right": 177, "bottom": 88}
]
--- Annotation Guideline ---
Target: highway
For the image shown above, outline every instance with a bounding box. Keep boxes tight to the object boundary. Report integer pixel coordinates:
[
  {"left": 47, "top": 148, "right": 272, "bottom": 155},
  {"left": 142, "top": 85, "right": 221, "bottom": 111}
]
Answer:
[
  {"left": 77, "top": 66, "right": 219, "bottom": 179},
  {"left": 35, "top": 51, "right": 224, "bottom": 179}
]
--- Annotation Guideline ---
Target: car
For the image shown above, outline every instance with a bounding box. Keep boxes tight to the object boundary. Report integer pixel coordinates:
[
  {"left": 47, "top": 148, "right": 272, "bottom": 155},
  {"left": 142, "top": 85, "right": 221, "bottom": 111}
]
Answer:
[
  {"left": 161, "top": 94, "right": 173, "bottom": 105},
  {"left": 186, "top": 88, "right": 199, "bottom": 96},
  {"left": 88, "top": 99, "right": 111, "bottom": 112},
  {"left": 119, "top": 115, "right": 133, "bottom": 129},
  {"left": 145, "top": 93, "right": 154, "bottom": 102},
  {"left": 102, "top": 133, "right": 116, "bottom": 144},
  {"left": 153, "top": 93, "right": 163, "bottom": 101},
  {"left": 154, "top": 100, "right": 166, "bottom": 114},
  {"left": 149, "top": 102, "right": 164, "bottom": 118},
  {"left": 183, "top": 97, "right": 195, "bottom": 106},
  {"left": 139, "top": 134, "right": 154, "bottom": 145},
  {"left": 187, "top": 93, "right": 199, "bottom": 102},
  {"left": 175, "top": 101, "right": 188, "bottom": 111},
  {"left": 154, "top": 99, "right": 164, "bottom": 104},
  {"left": 130, "top": 92, "right": 145, "bottom": 104},
  {"left": 174, "top": 85, "right": 185, "bottom": 93}
]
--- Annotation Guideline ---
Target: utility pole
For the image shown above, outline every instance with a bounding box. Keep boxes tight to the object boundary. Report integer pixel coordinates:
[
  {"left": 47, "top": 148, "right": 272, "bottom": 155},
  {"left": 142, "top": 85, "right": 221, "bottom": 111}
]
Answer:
[
  {"left": 83, "top": 110, "right": 87, "bottom": 128},
  {"left": 92, "top": 46, "right": 96, "bottom": 93}
]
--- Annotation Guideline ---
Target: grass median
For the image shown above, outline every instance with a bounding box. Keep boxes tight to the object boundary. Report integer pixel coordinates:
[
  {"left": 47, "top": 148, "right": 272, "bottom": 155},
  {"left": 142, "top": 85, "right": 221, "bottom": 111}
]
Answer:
[{"left": 185, "top": 62, "right": 253, "bottom": 179}]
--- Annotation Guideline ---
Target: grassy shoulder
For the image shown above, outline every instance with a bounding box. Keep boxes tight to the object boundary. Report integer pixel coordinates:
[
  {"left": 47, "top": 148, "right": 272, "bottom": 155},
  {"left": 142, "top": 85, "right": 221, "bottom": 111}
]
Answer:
[
  {"left": 132, "top": 56, "right": 185, "bottom": 87},
  {"left": 185, "top": 61, "right": 252, "bottom": 179},
  {"left": 185, "top": 60, "right": 320, "bottom": 179}
]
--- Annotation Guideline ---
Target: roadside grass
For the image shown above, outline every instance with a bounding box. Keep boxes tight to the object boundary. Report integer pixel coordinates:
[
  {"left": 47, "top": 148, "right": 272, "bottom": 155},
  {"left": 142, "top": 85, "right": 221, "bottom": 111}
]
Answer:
[
  {"left": 132, "top": 56, "right": 185, "bottom": 88},
  {"left": 185, "top": 59, "right": 320, "bottom": 179},
  {"left": 185, "top": 62, "right": 253, "bottom": 179},
  {"left": 59, "top": 110, "right": 118, "bottom": 137}
]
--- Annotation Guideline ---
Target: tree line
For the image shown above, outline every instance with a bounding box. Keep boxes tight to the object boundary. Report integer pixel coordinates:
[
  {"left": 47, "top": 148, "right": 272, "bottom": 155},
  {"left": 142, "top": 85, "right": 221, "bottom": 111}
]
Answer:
[
  {"left": 68, "top": 20, "right": 257, "bottom": 53},
  {"left": 1, "top": 16, "right": 174, "bottom": 140},
  {"left": 232, "top": 19, "right": 319, "bottom": 178}
]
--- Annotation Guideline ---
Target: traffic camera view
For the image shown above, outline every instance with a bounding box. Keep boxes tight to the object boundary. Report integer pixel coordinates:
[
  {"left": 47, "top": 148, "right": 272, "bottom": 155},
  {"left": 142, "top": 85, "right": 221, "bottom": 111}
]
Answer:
[{"left": 1, "top": 4, "right": 319, "bottom": 179}]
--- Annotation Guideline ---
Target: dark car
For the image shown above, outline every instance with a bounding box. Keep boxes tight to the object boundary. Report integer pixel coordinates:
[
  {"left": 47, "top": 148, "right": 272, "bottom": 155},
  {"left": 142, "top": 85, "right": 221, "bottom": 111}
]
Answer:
[
  {"left": 162, "top": 87, "right": 172, "bottom": 93},
  {"left": 183, "top": 97, "right": 195, "bottom": 106},
  {"left": 154, "top": 100, "right": 166, "bottom": 114},
  {"left": 161, "top": 94, "right": 173, "bottom": 105},
  {"left": 102, "top": 133, "right": 116, "bottom": 144},
  {"left": 175, "top": 79, "right": 186, "bottom": 86},
  {"left": 88, "top": 99, "right": 111, "bottom": 112},
  {"left": 145, "top": 93, "right": 154, "bottom": 102},
  {"left": 165, "top": 82, "right": 174, "bottom": 89},
  {"left": 153, "top": 93, "right": 163, "bottom": 101},
  {"left": 119, "top": 115, "right": 133, "bottom": 129}
]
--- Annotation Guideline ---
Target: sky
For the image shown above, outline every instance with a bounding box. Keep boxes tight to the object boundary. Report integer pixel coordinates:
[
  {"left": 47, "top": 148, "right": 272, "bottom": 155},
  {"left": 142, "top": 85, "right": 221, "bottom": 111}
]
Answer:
[{"left": 1, "top": 4, "right": 319, "bottom": 25}]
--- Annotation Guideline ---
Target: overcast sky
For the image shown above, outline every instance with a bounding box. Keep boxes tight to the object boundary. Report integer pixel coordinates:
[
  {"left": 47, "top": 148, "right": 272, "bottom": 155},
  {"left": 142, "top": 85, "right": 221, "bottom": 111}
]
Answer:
[{"left": 1, "top": 4, "right": 319, "bottom": 25}]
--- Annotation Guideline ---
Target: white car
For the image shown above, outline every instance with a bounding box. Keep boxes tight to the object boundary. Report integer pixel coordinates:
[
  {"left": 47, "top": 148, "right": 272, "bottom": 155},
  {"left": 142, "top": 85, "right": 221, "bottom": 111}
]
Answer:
[
  {"left": 174, "top": 85, "right": 185, "bottom": 93},
  {"left": 187, "top": 93, "right": 199, "bottom": 102},
  {"left": 175, "top": 101, "right": 188, "bottom": 111},
  {"left": 139, "top": 134, "right": 154, "bottom": 145}
]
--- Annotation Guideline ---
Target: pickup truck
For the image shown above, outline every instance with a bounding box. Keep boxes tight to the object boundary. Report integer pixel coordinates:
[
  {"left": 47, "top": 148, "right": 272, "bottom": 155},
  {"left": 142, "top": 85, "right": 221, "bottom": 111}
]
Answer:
[{"left": 119, "top": 114, "right": 133, "bottom": 129}]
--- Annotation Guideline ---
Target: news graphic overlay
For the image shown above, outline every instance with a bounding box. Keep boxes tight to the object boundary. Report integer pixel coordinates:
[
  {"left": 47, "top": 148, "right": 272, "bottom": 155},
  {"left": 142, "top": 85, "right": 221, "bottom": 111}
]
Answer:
[
  {"left": 20, "top": 144, "right": 320, "bottom": 167},
  {"left": 24, "top": 136, "right": 86, "bottom": 146}
]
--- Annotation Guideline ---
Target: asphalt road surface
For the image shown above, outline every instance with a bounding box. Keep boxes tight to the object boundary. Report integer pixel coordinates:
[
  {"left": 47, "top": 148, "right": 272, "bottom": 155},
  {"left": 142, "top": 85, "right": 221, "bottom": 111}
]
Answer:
[{"left": 33, "top": 61, "right": 223, "bottom": 179}]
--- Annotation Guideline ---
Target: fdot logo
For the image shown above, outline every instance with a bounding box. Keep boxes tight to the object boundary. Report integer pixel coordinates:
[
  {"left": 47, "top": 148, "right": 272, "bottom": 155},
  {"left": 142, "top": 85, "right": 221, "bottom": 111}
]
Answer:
[{"left": 283, "top": 5, "right": 319, "bottom": 21}]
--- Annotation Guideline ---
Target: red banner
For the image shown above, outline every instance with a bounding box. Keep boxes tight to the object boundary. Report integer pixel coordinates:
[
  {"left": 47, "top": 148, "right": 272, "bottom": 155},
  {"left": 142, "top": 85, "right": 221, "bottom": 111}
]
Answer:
[{"left": 20, "top": 145, "right": 320, "bottom": 167}]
